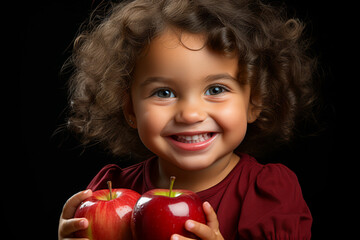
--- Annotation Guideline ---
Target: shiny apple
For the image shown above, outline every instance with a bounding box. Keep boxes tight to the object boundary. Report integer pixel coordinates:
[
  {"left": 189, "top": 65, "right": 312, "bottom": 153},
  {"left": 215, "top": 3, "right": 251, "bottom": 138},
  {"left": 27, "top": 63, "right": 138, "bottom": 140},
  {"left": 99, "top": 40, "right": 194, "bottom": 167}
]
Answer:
[
  {"left": 131, "top": 177, "right": 206, "bottom": 240},
  {"left": 74, "top": 181, "right": 141, "bottom": 240}
]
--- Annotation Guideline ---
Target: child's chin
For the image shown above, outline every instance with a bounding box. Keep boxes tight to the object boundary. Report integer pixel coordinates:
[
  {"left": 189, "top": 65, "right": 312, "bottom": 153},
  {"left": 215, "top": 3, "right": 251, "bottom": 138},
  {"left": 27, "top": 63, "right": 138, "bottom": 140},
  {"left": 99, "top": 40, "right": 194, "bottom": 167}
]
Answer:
[{"left": 173, "top": 156, "right": 216, "bottom": 171}]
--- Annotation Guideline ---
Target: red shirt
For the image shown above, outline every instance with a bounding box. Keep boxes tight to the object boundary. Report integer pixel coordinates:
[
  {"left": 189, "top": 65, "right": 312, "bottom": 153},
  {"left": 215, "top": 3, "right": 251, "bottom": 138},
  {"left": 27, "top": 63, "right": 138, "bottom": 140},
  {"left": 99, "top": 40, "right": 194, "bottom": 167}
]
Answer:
[{"left": 87, "top": 153, "right": 312, "bottom": 239}]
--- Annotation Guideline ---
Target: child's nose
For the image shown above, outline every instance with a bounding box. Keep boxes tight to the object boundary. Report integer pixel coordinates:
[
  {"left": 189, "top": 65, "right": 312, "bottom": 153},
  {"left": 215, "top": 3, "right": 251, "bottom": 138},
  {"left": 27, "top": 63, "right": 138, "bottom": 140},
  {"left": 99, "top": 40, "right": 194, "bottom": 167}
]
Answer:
[{"left": 174, "top": 99, "right": 207, "bottom": 124}]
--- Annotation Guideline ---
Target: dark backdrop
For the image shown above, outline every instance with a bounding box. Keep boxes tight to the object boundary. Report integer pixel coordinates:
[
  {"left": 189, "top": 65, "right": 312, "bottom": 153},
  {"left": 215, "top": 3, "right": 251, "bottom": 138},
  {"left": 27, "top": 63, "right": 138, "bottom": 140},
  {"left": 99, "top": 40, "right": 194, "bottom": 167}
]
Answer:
[{"left": 21, "top": 0, "right": 348, "bottom": 239}]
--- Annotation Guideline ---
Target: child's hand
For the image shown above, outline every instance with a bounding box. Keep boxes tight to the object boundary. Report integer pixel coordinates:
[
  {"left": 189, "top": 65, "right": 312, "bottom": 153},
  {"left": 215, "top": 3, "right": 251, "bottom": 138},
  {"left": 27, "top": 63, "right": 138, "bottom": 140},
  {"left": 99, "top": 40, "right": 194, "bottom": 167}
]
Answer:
[
  {"left": 171, "top": 201, "right": 224, "bottom": 240},
  {"left": 58, "top": 189, "right": 92, "bottom": 240}
]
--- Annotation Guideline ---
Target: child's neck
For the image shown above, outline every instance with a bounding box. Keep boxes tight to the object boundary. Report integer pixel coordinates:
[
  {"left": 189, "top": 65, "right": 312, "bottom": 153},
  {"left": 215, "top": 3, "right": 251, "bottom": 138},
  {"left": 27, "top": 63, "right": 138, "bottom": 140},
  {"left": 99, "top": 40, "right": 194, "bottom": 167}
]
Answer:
[{"left": 154, "top": 152, "right": 240, "bottom": 193}]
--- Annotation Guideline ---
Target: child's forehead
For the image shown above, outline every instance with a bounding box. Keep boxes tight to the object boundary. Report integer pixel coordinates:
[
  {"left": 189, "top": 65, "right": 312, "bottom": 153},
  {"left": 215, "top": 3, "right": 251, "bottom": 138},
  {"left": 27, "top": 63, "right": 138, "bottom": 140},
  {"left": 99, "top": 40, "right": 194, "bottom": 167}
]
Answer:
[
  {"left": 151, "top": 28, "right": 207, "bottom": 51},
  {"left": 135, "top": 28, "right": 239, "bottom": 76}
]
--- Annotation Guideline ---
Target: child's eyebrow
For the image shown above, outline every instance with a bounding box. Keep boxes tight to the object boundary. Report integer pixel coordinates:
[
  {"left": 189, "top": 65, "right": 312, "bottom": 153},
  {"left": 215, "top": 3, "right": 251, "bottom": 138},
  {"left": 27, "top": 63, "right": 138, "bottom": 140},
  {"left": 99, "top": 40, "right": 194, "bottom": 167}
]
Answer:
[
  {"left": 139, "top": 77, "right": 173, "bottom": 87},
  {"left": 204, "top": 73, "right": 237, "bottom": 83},
  {"left": 139, "top": 73, "right": 237, "bottom": 87}
]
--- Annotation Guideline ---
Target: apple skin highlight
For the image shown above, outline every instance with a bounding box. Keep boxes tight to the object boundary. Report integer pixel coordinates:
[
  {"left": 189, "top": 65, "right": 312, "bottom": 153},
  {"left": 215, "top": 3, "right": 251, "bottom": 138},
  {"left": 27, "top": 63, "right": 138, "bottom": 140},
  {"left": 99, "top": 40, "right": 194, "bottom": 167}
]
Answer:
[
  {"left": 131, "top": 189, "right": 206, "bottom": 240},
  {"left": 74, "top": 188, "right": 140, "bottom": 240}
]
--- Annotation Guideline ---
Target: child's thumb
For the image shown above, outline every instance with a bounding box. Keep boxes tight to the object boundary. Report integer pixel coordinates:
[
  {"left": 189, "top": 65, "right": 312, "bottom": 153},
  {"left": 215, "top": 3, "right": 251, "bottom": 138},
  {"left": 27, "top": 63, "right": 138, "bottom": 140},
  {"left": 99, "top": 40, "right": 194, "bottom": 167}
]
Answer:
[{"left": 61, "top": 189, "right": 92, "bottom": 219}]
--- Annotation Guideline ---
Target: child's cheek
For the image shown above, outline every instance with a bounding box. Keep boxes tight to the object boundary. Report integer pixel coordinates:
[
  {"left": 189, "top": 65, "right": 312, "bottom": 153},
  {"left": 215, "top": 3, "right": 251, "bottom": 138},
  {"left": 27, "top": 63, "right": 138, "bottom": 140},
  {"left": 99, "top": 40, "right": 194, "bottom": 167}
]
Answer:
[
  {"left": 210, "top": 99, "right": 249, "bottom": 147},
  {"left": 135, "top": 104, "right": 169, "bottom": 152}
]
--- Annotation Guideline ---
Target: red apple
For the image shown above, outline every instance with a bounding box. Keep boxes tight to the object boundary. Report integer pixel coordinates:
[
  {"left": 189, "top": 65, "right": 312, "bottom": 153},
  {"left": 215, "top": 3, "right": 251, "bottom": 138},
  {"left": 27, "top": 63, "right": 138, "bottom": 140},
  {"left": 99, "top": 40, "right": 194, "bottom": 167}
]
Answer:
[
  {"left": 74, "top": 181, "right": 141, "bottom": 240},
  {"left": 131, "top": 177, "right": 206, "bottom": 240}
]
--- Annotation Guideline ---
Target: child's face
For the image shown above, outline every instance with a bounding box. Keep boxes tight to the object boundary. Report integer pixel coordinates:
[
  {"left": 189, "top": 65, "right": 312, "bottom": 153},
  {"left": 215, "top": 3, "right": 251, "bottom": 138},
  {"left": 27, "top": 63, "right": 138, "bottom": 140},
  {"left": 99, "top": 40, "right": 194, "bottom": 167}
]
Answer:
[{"left": 127, "top": 29, "right": 257, "bottom": 171}]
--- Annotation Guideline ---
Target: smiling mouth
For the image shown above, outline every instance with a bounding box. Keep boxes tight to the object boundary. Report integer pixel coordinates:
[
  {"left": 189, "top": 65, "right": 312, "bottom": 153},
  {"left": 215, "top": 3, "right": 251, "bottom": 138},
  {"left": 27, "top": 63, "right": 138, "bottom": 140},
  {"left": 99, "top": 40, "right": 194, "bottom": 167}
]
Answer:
[
  {"left": 167, "top": 132, "right": 218, "bottom": 151},
  {"left": 171, "top": 133, "right": 213, "bottom": 144}
]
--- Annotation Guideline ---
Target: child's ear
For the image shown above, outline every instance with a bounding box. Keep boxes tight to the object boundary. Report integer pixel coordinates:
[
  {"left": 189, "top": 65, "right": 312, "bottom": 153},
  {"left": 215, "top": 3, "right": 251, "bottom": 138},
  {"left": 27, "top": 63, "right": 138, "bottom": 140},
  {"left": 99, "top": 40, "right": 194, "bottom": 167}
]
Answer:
[
  {"left": 247, "top": 97, "right": 262, "bottom": 123},
  {"left": 123, "top": 94, "right": 137, "bottom": 128}
]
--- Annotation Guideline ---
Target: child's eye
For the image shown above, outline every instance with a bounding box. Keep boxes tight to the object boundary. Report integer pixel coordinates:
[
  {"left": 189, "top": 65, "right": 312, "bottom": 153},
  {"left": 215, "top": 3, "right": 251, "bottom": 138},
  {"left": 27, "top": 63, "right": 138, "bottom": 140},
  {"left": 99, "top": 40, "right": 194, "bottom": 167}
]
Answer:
[
  {"left": 205, "top": 85, "right": 228, "bottom": 96},
  {"left": 152, "top": 88, "right": 176, "bottom": 98}
]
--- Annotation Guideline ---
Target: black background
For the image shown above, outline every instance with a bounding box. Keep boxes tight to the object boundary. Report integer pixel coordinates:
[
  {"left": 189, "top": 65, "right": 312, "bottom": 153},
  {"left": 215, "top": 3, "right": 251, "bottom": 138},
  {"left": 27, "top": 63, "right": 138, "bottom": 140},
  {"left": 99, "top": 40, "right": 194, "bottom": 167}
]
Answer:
[{"left": 20, "top": 0, "right": 350, "bottom": 239}]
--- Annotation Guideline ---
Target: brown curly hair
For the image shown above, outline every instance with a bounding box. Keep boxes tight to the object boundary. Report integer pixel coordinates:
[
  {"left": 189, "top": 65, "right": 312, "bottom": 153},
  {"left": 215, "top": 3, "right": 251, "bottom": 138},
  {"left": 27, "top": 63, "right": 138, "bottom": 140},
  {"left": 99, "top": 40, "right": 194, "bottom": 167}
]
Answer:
[{"left": 66, "top": 0, "right": 316, "bottom": 158}]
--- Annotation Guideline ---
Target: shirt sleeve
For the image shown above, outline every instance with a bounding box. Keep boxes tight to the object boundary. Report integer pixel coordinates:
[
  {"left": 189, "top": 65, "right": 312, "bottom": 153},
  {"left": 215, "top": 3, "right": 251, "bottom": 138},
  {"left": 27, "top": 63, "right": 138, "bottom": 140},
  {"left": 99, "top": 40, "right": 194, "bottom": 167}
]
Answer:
[
  {"left": 86, "top": 164, "right": 122, "bottom": 191},
  {"left": 238, "top": 164, "right": 312, "bottom": 239}
]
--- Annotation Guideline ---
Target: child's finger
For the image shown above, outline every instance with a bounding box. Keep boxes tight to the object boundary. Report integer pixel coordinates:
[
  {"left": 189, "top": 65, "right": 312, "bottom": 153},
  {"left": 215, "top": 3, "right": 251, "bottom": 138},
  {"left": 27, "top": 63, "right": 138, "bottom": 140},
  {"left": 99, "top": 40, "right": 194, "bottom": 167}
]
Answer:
[
  {"left": 59, "top": 218, "right": 88, "bottom": 237},
  {"left": 61, "top": 189, "right": 92, "bottom": 219},
  {"left": 170, "top": 234, "right": 193, "bottom": 240},
  {"left": 202, "top": 201, "right": 219, "bottom": 231},
  {"left": 184, "top": 220, "right": 216, "bottom": 240}
]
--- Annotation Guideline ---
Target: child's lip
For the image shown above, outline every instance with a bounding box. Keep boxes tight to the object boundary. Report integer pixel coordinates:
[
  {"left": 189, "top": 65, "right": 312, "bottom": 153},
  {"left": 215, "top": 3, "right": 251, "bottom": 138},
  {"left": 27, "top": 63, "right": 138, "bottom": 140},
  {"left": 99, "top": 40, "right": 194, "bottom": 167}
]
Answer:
[
  {"left": 167, "top": 131, "right": 214, "bottom": 136},
  {"left": 165, "top": 132, "right": 218, "bottom": 151}
]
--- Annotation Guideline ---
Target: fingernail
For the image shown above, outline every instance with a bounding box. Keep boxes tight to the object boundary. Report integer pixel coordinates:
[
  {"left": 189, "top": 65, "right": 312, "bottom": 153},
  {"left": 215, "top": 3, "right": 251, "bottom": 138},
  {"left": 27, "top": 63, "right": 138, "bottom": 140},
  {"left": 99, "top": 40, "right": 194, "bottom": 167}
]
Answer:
[
  {"left": 79, "top": 219, "right": 88, "bottom": 229},
  {"left": 84, "top": 189, "right": 91, "bottom": 195},
  {"left": 204, "top": 201, "right": 211, "bottom": 209},
  {"left": 186, "top": 220, "right": 195, "bottom": 229},
  {"left": 171, "top": 234, "right": 179, "bottom": 240}
]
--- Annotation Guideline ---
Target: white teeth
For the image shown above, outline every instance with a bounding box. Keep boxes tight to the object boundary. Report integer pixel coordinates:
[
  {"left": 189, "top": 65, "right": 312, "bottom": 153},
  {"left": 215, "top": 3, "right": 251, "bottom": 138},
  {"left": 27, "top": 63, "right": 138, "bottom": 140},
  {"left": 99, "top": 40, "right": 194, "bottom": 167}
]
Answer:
[{"left": 175, "top": 133, "right": 212, "bottom": 143}]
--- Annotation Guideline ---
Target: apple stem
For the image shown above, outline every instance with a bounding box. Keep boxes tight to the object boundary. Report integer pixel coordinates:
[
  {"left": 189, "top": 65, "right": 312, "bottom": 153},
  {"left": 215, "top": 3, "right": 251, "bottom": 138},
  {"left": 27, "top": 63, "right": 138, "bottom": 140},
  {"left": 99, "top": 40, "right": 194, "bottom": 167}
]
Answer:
[
  {"left": 169, "top": 176, "right": 176, "bottom": 197},
  {"left": 107, "top": 181, "right": 113, "bottom": 200}
]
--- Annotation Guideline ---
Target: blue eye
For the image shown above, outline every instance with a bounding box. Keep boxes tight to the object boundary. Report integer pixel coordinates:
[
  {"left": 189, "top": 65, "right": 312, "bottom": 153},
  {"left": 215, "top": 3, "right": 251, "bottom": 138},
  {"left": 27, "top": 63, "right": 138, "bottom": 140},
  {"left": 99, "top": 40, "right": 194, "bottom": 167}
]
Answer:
[
  {"left": 205, "top": 86, "right": 226, "bottom": 95},
  {"left": 154, "top": 89, "right": 176, "bottom": 98}
]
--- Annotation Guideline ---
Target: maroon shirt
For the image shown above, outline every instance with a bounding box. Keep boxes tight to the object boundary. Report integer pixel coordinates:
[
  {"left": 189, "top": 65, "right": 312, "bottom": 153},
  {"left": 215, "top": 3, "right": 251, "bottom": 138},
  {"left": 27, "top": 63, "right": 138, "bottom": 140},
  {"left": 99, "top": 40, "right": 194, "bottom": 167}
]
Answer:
[{"left": 87, "top": 153, "right": 312, "bottom": 239}]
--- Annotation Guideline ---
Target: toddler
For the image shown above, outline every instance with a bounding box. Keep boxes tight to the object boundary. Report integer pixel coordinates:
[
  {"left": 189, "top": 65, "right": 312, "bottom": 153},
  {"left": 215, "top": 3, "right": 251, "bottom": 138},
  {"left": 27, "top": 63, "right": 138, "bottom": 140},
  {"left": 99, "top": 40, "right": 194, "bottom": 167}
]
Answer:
[{"left": 59, "top": 0, "right": 315, "bottom": 239}]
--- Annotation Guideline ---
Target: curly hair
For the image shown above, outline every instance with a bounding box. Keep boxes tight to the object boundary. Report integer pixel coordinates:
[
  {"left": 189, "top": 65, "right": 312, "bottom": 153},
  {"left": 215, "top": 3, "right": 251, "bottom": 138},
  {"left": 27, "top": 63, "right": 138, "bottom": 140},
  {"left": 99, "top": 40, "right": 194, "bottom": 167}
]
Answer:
[{"left": 66, "top": 0, "right": 316, "bottom": 158}]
